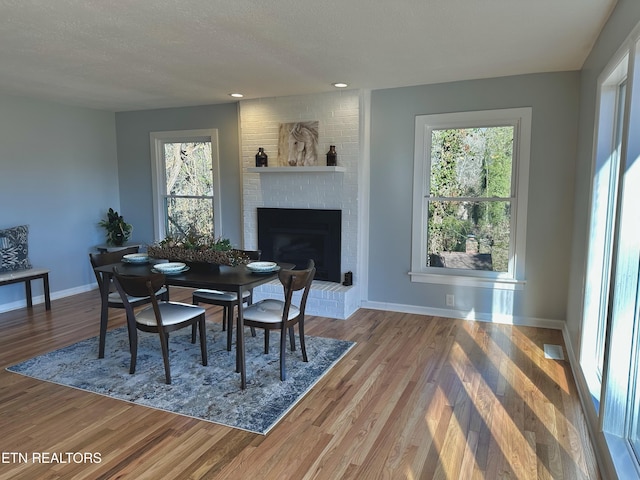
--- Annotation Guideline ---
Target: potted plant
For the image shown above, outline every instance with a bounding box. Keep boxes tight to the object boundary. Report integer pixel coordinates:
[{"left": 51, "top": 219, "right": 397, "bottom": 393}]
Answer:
[{"left": 99, "top": 208, "right": 133, "bottom": 246}]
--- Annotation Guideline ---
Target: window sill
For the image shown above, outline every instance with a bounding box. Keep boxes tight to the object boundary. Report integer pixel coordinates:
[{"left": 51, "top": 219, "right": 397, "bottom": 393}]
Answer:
[
  {"left": 408, "top": 271, "right": 526, "bottom": 290},
  {"left": 603, "top": 432, "right": 640, "bottom": 479}
]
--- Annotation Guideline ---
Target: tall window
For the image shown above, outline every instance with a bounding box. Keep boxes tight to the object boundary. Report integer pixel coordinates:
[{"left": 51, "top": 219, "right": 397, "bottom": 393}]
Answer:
[
  {"left": 582, "top": 29, "right": 640, "bottom": 479},
  {"left": 581, "top": 59, "right": 627, "bottom": 401},
  {"left": 150, "top": 129, "right": 222, "bottom": 240},
  {"left": 410, "top": 108, "right": 531, "bottom": 288}
]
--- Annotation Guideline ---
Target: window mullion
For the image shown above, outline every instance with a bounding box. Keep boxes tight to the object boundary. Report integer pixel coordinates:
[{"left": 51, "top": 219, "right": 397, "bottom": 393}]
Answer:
[{"left": 165, "top": 194, "right": 214, "bottom": 200}]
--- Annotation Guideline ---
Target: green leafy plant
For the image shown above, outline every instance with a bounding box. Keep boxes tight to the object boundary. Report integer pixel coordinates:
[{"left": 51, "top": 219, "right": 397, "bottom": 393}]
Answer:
[
  {"left": 99, "top": 208, "right": 133, "bottom": 246},
  {"left": 157, "top": 230, "right": 232, "bottom": 252}
]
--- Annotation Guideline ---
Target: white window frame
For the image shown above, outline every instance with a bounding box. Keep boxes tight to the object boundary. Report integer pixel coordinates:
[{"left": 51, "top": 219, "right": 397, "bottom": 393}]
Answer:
[
  {"left": 580, "top": 52, "right": 628, "bottom": 405},
  {"left": 601, "top": 35, "right": 640, "bottom": 479},
  {"left": 580, "top": 22, "right": 640, "bottom": 480},
  {"left": 149, "top": 129, "right": 222, "bottom": 241},
  {"left": 409, "top": 108, "right": 531, "bottom": 290}
]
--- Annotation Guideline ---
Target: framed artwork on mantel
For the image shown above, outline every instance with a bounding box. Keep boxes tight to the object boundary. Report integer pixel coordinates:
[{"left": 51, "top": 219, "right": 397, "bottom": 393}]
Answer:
[{"left": 277, "top": 121, "right": 319, "bottom": 166}]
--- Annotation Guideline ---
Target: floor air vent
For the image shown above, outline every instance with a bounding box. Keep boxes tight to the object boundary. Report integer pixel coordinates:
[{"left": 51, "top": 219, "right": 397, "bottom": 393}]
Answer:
[{"left": 544, "top": 344, "right": 565, "bottom": 360}]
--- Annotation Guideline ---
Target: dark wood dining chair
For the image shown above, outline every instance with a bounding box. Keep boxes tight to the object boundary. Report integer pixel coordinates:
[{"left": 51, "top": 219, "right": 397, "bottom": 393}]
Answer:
[
  {"left": 113, "top": 270, "right": 208, "bottom": 384},
  {"left": 242, "top": 259, "right": 316, "bottom": 381},
  {"left": 192, "top": 250, "right": 261, "bottom": 351},
  {"left": 90, "top": 247, "right": 168, "bottom": 358}
]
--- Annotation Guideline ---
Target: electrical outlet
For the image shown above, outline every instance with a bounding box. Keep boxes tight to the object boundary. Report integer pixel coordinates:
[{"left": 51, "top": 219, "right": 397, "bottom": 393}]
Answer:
[{"left": 446, "top": 294, "right": 455, "bottom": 307}]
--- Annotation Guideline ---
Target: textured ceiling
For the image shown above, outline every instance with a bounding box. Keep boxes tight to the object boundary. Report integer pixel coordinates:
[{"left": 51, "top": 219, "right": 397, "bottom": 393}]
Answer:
[{"left": 0, "top": 0, "right": 616, "bottom": 112}]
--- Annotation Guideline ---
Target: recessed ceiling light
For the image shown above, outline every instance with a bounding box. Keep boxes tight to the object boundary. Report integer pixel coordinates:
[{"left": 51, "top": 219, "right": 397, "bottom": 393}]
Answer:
[
  {"left": 332, "top": 82, "right": 348, "bottom": 88},
  {"left": 229, "top": 93, "right": 244, "bottom": 98}
]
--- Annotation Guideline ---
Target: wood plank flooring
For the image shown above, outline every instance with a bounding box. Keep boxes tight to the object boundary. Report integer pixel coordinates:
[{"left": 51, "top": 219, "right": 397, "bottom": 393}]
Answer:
[{"left": 0, "top": 288, "right": 600, "bottom": 479}]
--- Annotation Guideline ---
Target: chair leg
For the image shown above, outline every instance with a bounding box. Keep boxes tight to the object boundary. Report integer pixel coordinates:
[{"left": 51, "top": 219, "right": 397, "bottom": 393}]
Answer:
[
  {"left": 226, "top": 306, "right": 233, "bottom": 351},
  {"left": 289, "top": 326, "right": 296, "bottom": 351},
  {"left": 280, "top": 327, "right": 287, "bottom": 381},
  {"left": 222, "top": 306, "right": 227, "bottom": 331},
  {"left": 246, "top": 295, "right": 257, "bottom": 338},
  {"left": 126, "top": 318, "right": 137, "bottom": 355},
  {"left": 299, "top": 319, "right": 308, "bottom": 362},
  {"left": 199, "top": 314, "right": 208, "bottom": 366},
  {"left": 158, "top": 330, "right": 172, "bottom": 384},
  {"left": 98, "top": 308, "right": 108, "bottom": 359},
  {"left": 191, "top": 323, "right": 197, "bottom": 343},
  {"left": 191, "top": 299, "right": 199, "bottom": 343},
  {"left": 129, "top": 336, "right": 138, "bottom": 374},
  {"left": 264, "top": 329, "right": 270, "bottom": 354}
]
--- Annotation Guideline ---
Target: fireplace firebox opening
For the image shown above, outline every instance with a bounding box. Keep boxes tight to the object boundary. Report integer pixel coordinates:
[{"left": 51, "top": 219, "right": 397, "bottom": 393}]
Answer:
[{"left": 257, "top": 208, "right": 341, "bottom": 283}]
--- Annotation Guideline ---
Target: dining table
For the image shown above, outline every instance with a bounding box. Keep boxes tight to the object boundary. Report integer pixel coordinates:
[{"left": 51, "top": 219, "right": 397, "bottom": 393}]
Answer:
[{"left": 93, "top": 259, "right": 293, "bottom": 389}]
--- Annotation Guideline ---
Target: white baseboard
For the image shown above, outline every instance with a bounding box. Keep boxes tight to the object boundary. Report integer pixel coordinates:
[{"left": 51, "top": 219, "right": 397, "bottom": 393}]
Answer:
[
  {"left": 361, "top": 300, "right": 565, "bottom": 330},
  {"left": 0, "top": 283, "right": 97, "bottom": 314}
]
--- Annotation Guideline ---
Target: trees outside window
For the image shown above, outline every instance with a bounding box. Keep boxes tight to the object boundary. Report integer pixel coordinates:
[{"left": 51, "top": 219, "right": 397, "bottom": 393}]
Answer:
[
  {"left": 428, "top": 126, "right": 513, "bottom": 272},
  {"left": 163, "top": 141, "right": 214, "bottom": 238},
  {"left": 150, "top": 129, "right": 222, "bottom": 241}
]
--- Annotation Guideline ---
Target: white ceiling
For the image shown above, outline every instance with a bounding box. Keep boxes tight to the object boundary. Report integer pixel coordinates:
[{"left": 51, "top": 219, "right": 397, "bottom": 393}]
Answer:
[{"left": 0, "top": 0, "right": 616, "bottom": 112}]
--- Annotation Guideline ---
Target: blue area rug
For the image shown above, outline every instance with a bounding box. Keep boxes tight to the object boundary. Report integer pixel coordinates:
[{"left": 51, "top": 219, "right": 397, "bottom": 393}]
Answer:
[{"left": 6, "top": 324, "right": 355, "bottom": 435}]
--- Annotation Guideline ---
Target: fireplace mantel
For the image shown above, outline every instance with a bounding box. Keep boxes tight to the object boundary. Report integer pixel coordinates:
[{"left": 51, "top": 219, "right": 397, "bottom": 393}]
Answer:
[{"left": 247, "top": 166, "right": 345, "bottom": 173}]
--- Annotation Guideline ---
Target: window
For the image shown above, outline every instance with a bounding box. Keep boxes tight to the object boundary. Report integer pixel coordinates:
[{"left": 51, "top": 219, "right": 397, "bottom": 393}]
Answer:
[
  {"left": 581, "top": 27, "right": 640, "bottom": 479},
  {"left": 581, "top": 56, "right": 627, "bottom": 403},
  {"left": 410, "top": 108, "right": 531, "bottom": 289},
  {"left": 150, "top": 129, "right": 222, "bottom": 241}
]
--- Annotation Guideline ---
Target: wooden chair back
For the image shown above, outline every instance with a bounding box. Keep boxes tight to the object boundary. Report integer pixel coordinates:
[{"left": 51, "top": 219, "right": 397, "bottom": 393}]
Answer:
[
  {"left": 113, "top": 271, "right": 167, "bottom": 327},
  {"left": 278, "top": 259, "right": 315, "bottom": 319},
  {"left": 113, "top": 271, "right": 165, "bottom": 300},
  {"left": 89, "top": 246, "right": 140, "bottom": 290}
]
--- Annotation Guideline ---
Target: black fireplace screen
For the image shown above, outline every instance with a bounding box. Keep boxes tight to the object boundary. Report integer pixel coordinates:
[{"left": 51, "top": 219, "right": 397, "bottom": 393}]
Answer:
[{"left": 257, "top": 208, "right": 341, "bottom": 282}]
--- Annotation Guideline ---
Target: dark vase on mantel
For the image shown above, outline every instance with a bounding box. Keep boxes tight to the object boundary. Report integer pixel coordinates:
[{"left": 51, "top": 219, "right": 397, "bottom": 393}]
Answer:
[
  {"left": 255, "top": 147, "right": 268, "bottom": 167},
  {"left": 326, "top": 145, "right": 337, "bottom": 166}
]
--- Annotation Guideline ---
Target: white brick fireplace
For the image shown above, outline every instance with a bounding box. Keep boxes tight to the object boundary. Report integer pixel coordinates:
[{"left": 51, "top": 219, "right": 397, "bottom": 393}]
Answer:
[{"left": 239, "top": 90, "right": 365, "bottom": 319}]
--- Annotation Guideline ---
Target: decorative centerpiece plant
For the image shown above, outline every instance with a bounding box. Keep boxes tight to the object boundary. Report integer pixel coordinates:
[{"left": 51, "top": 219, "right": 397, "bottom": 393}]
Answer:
[
  {"left": 99, "top": 208, "right": 133, "bottom": 246},
  {"left": 147, "top": 230, "right": 249, "bottom": 267}
]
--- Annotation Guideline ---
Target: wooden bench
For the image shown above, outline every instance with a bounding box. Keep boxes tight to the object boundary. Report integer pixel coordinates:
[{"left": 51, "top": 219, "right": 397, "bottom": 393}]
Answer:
[{"left": 0, "top": 268, "right": 51, "bottom": 310}]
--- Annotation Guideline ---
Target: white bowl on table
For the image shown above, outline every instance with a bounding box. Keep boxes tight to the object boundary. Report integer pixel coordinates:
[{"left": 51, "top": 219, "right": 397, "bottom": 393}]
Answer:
[
  {"left": 122, "top": 253, "right": 149, "bottom": 264},
  {"left": 246, "top": 261, "right": 279, "bottom": 273},
  {"left": 153, "top": 262, "right": 187, "bottom": 273}
]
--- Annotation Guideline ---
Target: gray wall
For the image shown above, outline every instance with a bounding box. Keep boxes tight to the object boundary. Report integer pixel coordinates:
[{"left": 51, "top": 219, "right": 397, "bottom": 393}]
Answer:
[
  {"left": 368, "top": 72, "right": 580, "bottom": 322},
  {"left": 566, "top": 0, "right": 640, "bottom": 352},
  {"left": 0, "top": 93, "right": 117, "bottom": 311},
  {"left": 115, "top": 102, "right": 242, "bottom": 246},
  {"left": 0, "top": 99, "right": 242, "bottom": 312}
]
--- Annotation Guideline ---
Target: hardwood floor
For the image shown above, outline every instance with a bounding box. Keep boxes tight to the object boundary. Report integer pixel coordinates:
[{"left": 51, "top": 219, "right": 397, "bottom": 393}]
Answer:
[{"left": 0, "top": 288, "right": 600, "bottom": 479}]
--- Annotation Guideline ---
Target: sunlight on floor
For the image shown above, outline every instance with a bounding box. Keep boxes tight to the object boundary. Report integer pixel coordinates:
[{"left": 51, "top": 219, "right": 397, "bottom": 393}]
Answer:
[{"left": 419, "top": 323, "right": 589, "bottom": 478}]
